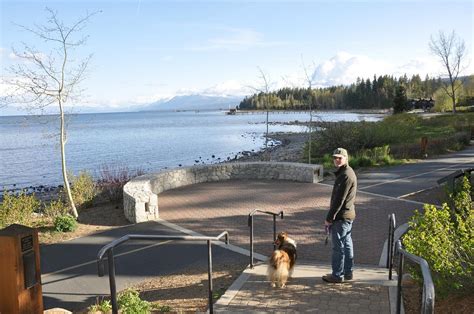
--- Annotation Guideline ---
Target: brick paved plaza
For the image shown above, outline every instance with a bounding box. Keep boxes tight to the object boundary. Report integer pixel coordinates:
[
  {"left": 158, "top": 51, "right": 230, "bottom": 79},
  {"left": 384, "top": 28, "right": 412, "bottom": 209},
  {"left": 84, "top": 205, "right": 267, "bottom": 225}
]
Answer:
[{"left": 158, "top": 179, "right": 421, "bottom": 265}]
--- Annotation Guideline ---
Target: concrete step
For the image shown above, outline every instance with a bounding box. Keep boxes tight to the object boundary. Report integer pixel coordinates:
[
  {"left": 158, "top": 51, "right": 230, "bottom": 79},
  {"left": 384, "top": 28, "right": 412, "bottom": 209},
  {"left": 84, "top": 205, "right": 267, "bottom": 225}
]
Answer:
[{"left": 215, "top": 263, "right": 399, "bottom": 313}]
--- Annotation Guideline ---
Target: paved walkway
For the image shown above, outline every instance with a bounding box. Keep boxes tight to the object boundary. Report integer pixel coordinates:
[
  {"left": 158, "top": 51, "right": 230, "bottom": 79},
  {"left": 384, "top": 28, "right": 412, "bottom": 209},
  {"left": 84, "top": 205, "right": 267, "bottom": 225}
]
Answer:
[
  {"left": 40, "top": 144, "right": 473, "bottom": 312},
  {"left": 158, "top": 180, "right": 420, "bottom": 265}
]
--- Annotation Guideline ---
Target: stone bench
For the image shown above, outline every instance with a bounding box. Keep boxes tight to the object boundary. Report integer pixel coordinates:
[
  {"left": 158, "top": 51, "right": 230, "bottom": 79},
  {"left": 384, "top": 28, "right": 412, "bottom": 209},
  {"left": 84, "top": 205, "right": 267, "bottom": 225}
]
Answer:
[{"left": 123, "top": 162, "right": 324, "bottom": 223}]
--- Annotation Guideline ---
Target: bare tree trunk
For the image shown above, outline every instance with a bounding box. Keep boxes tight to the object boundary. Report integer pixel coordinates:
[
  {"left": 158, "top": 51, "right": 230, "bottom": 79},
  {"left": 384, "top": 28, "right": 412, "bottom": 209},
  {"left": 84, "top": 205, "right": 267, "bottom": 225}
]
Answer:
[
  {"left": 429, "top": 30, "right": 465, "bottom": 113},
  {"left": 59, "top": 100, "right": 78, "bottom": 218},
  {"left": 265, "top": 109, "right": 269, "bottom": 149},
  {"left": 308, "top": 107, "right": 312, "bottom": 164},
  {"left": 450, "top": 84, "right": 457, "bottom": 113}
]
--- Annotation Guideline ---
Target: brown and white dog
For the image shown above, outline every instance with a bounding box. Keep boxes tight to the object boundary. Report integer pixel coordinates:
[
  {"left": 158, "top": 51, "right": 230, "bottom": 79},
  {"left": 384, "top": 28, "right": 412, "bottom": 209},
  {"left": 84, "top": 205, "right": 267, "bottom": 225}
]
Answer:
[{"left": 267, "top": 231, "right": 297, "bottom": 288}]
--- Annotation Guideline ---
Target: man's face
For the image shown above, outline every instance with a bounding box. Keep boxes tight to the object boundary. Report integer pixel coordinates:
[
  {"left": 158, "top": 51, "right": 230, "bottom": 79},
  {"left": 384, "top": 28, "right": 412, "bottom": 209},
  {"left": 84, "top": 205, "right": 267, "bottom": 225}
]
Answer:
[{"left": 333, "top": 155, "right": 347, "bottom": 168}]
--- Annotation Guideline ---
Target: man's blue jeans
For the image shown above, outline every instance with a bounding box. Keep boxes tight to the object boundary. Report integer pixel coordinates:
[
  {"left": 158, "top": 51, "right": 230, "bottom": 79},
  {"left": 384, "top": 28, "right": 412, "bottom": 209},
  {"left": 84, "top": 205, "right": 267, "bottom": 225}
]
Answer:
[{"left": 331, "top": 220, "right": 354, "bottom": 278}]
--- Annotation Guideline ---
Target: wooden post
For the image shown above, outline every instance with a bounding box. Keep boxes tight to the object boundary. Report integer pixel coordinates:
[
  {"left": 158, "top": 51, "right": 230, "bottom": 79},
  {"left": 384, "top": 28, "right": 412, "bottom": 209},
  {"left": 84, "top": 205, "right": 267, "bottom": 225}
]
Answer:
[
  {"left": 0, "top": 224, "right": 43, "bottom": 314},
  {"left": 420, "top": 136, "right": 428, "bottom": 158}
]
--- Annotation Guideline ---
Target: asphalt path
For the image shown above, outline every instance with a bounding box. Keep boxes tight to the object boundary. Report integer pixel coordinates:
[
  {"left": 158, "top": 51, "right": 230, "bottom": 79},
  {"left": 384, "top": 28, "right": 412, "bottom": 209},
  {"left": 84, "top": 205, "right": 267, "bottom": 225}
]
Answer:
[
  {"left": 325, "top": 144, "right": 474, "bottom": 198},
  {"left": 40, "top": 221, "right": 245, "bottom": 311}
]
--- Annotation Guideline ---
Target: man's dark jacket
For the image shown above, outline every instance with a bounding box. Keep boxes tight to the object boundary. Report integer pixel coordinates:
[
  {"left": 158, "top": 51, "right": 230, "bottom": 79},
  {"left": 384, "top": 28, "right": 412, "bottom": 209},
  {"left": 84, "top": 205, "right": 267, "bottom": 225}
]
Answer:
[{"left": 326, "top": 164, "right": 357, "bottom": 222}]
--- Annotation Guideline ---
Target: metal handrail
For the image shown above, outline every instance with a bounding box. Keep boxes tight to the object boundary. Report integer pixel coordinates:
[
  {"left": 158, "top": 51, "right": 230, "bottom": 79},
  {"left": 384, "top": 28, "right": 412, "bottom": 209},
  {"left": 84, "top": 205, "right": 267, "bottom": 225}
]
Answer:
[
  {"left": 387, "top": 213, "right": 396, "bottom": 280},
  {"left": 437, "top": 167, "right": 473, "bottom": 190},
  {"left": 248, "top": 209, "right": 284, "bottom": 268},
  {"left": 97, "top": 231, "right": 229, "bottom": 314},
  {"left": 396, "top": 240, "right": 435, "bottom": 314}
]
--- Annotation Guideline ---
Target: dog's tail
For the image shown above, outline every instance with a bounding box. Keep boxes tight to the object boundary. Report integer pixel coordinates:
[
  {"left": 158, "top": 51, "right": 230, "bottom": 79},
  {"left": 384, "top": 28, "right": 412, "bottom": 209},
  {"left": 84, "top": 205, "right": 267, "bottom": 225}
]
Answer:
[{"left": 267, "top": 250, "right": 290, "bottom": 283}]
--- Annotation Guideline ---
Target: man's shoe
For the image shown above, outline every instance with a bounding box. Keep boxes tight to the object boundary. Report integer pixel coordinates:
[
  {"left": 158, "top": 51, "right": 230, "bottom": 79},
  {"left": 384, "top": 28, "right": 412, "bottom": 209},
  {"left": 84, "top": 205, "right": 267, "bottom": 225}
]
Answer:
[
  {"left": 322, "top": 274, "right": 343, "bottom": 283},
  {"left": 344, "top": 273, "right": 353, "bottom": 281}
]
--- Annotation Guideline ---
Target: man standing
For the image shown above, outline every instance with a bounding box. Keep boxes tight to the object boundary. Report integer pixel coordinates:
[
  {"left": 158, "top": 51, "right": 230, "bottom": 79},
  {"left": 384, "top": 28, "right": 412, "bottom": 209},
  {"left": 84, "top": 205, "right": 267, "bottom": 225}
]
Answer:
[{"left": 322, "top": 148, "right": 357, "bottom": 283}]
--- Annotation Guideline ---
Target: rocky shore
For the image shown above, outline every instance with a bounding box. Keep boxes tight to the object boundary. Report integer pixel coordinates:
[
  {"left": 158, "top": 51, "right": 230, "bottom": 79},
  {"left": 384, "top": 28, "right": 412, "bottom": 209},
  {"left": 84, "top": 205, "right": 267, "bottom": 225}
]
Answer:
[{"left": 232, "top": 132, "right": 308, "bottom": 163}]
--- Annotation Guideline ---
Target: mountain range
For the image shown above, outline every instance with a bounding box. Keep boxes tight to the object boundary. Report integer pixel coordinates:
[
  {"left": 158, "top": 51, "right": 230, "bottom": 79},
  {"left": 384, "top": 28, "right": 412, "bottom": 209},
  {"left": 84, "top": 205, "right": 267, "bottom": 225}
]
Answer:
[{"left": 0, "top": 94, "right": 245, "bottom": 116}]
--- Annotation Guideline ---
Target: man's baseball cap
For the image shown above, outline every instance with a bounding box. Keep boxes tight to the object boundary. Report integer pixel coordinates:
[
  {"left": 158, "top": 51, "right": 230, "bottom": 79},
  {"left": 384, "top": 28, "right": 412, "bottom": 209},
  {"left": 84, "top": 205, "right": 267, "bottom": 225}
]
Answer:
[{"left": 332, "top": 147, "right": 348, "bottom": 159}]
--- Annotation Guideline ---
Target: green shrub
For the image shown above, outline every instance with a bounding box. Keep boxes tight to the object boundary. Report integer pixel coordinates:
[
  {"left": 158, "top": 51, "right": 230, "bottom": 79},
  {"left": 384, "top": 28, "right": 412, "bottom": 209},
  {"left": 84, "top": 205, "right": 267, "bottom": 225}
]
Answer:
[
  {"left": 151, "top": 303, "right": 172, "bottom": 312},
  {"left": 0, "top": 190, "right": 40, "bottom": 228},
  {"left": 403, "top": 204, "right": 459, "bottom": 274},
  {"left": 54, "top": 214, "right": 78, "bottom": 232},
  {"left": 348, "top": 145, "right": 398, "bottom": 169},
  {"left": 68, "top": 170, "right": 97, "bottom": 209},
  {"left": 403, "top": 175, "right": 474, "bottom": 297},
  {"left": 43, "top": 199, "right": 68, "bottom": 218},
  {"left": 117, "top": 289, "right": 150, "bottom": 314},
  {"left": 349, "top": 156, "right": 372, "bottom": 169},
  {"left": 450, "top": 176, "right": 473, "bottom": 219},
  {"left": 88, "top": 299, "right": 112, "bottom": 313},
  {"left": 426, "top": 132, "right": 470, "bottom": 156}
]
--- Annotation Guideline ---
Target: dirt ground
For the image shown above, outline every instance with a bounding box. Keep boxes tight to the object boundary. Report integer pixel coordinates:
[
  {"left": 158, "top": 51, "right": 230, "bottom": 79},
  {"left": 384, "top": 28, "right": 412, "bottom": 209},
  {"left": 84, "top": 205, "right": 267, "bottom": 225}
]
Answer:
[
  {"left": 130, "top": 258, "right": 248, "bottom": 313},
  {"left": 39, "top": 201, "right": 130, "bottom": 245},
  {"left": 402, "top": 280, "right": 474, "bottom": 314}
]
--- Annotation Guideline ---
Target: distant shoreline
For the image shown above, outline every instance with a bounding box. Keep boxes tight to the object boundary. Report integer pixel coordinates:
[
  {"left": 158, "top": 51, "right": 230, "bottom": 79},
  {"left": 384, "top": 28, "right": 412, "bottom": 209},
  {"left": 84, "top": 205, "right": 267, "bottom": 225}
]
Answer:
[
  {"left": 0, "top": 108, "right": 391, "bottom": 117},
  {"left": 225, "top": 108, "right": 390, "bottom": 115}
]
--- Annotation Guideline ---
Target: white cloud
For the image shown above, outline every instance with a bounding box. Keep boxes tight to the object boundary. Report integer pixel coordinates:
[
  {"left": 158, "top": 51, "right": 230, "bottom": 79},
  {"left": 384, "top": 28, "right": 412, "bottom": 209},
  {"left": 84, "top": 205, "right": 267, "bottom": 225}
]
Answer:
[
  {"left": 395, "top": 57, "right": 445, "bottom": 78},
  {"left": 311, "top": 52, "right": 390, "bottom": 87},
  {"left": 311, "top": 52, "right": 449, "bottom": 87}
]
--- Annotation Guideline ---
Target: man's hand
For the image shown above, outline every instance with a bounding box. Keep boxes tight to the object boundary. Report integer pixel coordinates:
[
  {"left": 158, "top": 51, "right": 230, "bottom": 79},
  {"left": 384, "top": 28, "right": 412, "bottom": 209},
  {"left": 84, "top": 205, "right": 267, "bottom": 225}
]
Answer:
[{"left": 324, "top": 220, "right": 332, "bottom": 226}]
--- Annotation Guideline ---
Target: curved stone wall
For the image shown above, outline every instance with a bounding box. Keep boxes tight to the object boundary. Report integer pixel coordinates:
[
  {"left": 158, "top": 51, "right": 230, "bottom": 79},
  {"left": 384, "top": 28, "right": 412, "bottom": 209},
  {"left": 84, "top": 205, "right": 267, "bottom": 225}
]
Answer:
[{"left": 123, "top": 162, "right": 323, "bottom": 223}]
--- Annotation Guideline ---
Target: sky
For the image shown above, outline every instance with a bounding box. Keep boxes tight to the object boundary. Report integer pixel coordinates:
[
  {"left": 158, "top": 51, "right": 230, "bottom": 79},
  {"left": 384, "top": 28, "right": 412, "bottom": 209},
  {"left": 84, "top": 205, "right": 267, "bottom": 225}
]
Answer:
[{"left": 1, "top": 0, "right": 473, "bottom": 113}]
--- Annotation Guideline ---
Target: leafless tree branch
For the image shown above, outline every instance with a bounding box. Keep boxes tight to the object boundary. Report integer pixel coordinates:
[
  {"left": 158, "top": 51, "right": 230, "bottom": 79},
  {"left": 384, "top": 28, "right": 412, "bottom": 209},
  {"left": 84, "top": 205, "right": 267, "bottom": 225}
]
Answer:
[
  {"left": 2, "top": 7, "right": 99, "bottom": 218},
  {"left": 429, "top": 30, "right": 467, "bottom": 112}
]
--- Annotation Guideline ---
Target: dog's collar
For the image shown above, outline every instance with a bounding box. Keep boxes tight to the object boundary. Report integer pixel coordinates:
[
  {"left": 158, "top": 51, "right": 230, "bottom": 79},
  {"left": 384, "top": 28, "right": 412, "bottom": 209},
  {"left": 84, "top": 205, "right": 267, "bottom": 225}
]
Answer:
[{"left": 286, "top": 238, "right": 297, "bottom": 248}]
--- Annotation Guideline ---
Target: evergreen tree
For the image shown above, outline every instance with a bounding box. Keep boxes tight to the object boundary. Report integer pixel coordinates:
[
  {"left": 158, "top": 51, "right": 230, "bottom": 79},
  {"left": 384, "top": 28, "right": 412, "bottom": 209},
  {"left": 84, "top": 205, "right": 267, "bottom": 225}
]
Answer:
[{"left": 393, "top": 85, "right": 408, "bottom": 113}]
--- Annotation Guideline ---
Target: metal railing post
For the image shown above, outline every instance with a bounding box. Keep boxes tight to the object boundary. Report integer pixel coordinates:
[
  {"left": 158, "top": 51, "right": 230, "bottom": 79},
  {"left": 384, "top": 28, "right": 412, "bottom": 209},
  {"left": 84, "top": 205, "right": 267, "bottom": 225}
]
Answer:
[
  {"left": 248, "top": 209, "right": 284, "bottom": 268},
  {"left": 249, "top": 215, "right": 254, "bottom": 268},
  {"left": 207, "top": 240, "right": 213, "bottom": 314},
  {"left": 273, "top": 214, "right": 277, "bottom": 250},
  {"left": 387, "top": 215, "right": 391, "bottom": 268},
  {"left": 396, "top": 247, "right": 404, "bottom": 314},
  {"left": 389, "top": 214, "right": 396, "bottom": 280},
  {"left": 387, "top": 213, "right": 396, "bottom": 280},
  {"left": 107, "top": 249, "right": 118, "bottom": 314}
]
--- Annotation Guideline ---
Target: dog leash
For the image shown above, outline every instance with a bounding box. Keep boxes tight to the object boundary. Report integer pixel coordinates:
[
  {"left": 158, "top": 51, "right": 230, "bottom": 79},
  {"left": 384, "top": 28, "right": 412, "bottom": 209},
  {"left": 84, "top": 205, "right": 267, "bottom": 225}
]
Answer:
[{"left": 324, "top": 225, "right": 331, "bottom": 246}]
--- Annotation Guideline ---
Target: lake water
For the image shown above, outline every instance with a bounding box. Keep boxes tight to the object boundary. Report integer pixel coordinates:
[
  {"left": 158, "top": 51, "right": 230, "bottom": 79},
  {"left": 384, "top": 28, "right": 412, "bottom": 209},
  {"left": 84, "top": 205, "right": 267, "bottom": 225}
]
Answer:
[{"left": 0, "top": 110, "right": 383, "bottom": 191}]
